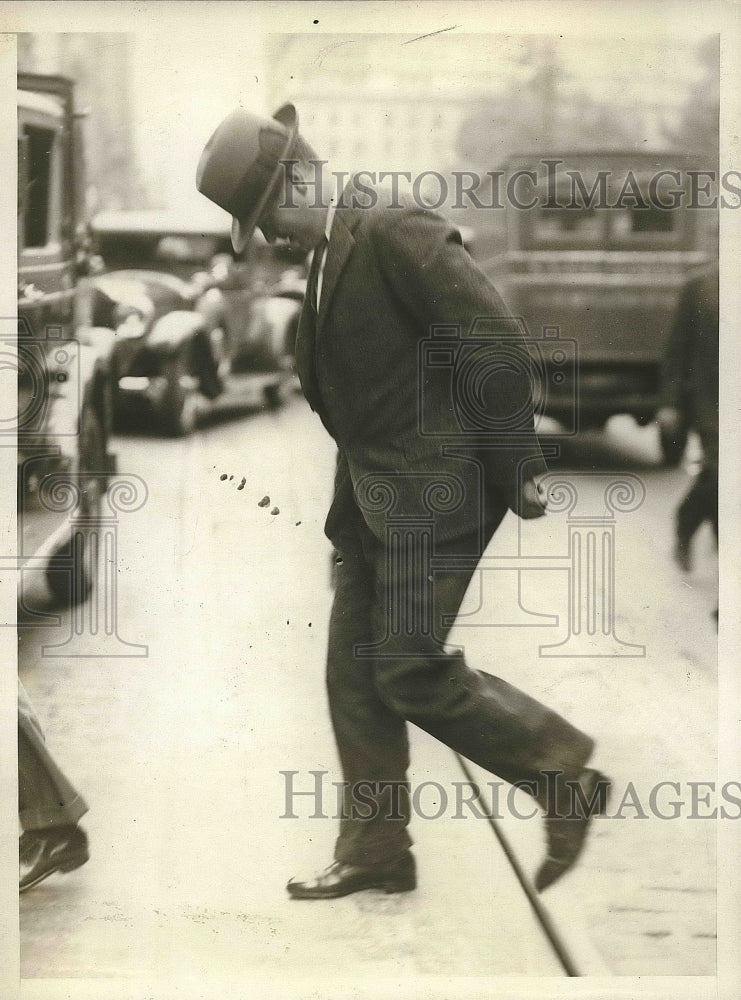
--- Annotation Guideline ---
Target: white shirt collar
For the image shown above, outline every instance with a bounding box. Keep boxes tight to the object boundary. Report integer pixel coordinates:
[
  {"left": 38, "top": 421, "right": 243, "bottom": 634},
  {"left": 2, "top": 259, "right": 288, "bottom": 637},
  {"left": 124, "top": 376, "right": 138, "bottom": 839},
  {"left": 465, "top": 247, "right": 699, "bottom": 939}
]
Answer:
[{"left": 325, "top": 194, "right": 338, "bottom": 242}]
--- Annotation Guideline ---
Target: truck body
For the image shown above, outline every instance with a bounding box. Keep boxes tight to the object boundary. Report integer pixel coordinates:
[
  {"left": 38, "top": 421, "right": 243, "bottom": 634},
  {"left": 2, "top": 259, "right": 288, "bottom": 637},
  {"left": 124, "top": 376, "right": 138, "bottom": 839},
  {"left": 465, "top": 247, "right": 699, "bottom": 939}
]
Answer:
[{"left": 487, "top": 151, "right": 715, "bottom": 460}]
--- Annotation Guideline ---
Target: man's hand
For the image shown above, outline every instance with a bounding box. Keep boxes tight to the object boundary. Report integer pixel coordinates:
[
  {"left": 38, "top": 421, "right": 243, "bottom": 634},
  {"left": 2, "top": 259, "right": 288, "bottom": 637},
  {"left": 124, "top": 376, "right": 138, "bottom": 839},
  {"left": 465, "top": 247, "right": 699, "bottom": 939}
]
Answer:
[{"left": 517, "top": 478, "right": 548, "bottom": 519}]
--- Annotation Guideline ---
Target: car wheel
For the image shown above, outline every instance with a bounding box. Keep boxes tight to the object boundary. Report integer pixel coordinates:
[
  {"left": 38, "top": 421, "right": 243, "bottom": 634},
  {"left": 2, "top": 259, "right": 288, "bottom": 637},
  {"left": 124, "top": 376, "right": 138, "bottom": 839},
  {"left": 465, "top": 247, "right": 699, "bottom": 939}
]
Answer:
[
  {"left": 659, "top": 418, "right": 689, "bottom": 467},
  {"left": 263, "top": 381, "right": 284, "bottom": 410},
  {"left": 44, "top": 404, "right": 106, "bottom": 607},
  {"left": 196, "top": 327, "right": 226, "bottom": 400},
  {"left": 162, "top": 361, "right": 199, "bottom": 437}
]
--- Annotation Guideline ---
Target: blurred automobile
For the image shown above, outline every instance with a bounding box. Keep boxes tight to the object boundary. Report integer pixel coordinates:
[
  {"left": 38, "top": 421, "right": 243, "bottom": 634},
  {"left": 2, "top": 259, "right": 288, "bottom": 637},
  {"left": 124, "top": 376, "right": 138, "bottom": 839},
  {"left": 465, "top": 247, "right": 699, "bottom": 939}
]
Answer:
[
  {"left": 17, "top": 72, "right": 117, "bottom": 615},
  {"left": 90, "top": 210, "right": 308, "bottom": 435}
]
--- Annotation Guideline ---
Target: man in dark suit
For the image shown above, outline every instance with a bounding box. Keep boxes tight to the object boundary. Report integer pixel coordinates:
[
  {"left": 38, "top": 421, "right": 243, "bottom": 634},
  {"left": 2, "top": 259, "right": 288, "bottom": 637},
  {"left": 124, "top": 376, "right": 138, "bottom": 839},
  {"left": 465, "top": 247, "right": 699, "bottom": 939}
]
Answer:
[
  {"left": 197, "top": 104, "right": 610, "bottom": 897},
  {"left": 657, "top": 266, "right": 719, "bottom": 574}
]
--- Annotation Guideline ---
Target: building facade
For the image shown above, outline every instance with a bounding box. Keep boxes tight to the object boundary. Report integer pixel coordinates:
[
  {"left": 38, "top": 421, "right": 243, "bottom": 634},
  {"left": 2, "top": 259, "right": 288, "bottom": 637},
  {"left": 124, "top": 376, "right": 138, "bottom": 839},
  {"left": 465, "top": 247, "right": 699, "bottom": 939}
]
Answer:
[
  {"left": 18, "top": 33, "right": 144, "bottom": 213},
  {"left": 264, "top": 32, "right": 712, "bottom": 178}
]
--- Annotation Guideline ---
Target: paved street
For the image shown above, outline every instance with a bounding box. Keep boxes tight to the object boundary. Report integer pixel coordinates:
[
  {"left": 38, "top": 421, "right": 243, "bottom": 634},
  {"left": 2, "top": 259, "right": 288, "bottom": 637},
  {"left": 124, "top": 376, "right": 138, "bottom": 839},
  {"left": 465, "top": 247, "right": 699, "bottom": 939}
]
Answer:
[{"left": 16, "top": 394, "right": 719, "bottom": 989}]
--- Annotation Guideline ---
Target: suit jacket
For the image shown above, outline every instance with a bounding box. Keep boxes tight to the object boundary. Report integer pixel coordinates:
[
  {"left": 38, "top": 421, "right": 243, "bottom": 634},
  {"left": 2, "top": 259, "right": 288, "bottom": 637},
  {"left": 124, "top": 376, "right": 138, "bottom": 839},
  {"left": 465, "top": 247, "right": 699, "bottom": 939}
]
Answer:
[
  {"left": 660, "top": 265, "right": 719, "bottom": 447},
  {"left": 295, "top": 180, "right": 547, "bottom": 549}
]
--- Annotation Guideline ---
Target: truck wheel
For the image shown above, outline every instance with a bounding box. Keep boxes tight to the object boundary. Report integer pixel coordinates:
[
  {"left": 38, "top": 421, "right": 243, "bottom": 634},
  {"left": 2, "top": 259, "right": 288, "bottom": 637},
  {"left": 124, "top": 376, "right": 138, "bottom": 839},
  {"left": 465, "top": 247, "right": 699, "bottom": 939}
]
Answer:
[
  {"left": 659, "top": 420, "right": 689, "bottom": 467},
  {"left": 45, "top": 404, "right": 106, "bottom": 606},
  {"left": 162, "top": 361, "right": 199, "bottom": 437}
]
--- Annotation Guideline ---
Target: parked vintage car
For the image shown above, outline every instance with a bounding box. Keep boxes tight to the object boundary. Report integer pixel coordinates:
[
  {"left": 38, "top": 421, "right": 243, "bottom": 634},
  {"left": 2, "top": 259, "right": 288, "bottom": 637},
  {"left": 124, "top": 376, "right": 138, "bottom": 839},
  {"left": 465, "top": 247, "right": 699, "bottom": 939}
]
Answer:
[
  {"left": 89, "top": 210, "right": 308, "bottom": 435},
  {"left": 488, "top": 150, "right": 715, "bottom": 464},
  {"left": 17, "top": 72, "right": 117, "bottom": 614}
]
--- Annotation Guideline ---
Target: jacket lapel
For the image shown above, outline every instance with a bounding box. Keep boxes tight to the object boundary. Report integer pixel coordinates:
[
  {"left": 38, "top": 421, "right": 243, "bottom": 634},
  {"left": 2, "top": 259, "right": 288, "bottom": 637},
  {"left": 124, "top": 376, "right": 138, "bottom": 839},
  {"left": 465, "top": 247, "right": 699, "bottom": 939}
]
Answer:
[
  {"left": 316, "top": 207, "right": 357, "bottom": 332},
  {"left": 294, "top": 183, "right": 363, "bottom": 412},
  {"left": 294, "top": 235, "right": 324, "bottom": 409}
]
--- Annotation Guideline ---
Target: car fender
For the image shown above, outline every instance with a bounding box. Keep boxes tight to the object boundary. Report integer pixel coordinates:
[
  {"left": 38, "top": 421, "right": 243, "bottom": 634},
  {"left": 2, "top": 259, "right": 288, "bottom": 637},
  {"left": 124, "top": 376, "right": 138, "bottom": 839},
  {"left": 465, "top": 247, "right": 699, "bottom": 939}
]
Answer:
[
  {"left": 248, "top": 295, "right": 302, "bottom": 356},
  {"left": 194, "top": 286, "right": 226, "bottom": 330},
  {"left": 39, "top": 332, "right": 110, "bottom": 463},
  {"left": 145, "top": 310, "right": 207, "bottom": 353}
]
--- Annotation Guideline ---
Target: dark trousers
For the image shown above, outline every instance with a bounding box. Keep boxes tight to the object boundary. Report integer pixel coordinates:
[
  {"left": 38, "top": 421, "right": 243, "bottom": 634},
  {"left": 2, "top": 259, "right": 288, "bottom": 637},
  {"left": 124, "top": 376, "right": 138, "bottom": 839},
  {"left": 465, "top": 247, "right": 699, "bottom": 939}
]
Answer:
[
  {"left": 677, "top": 462, "right": 718, "bottom": 545},
  {"left": 18, "top": 681, "right": 88, "bottom": 832},
  {"left": 327, "top": 513, "right": 594, "bottom": 867}
]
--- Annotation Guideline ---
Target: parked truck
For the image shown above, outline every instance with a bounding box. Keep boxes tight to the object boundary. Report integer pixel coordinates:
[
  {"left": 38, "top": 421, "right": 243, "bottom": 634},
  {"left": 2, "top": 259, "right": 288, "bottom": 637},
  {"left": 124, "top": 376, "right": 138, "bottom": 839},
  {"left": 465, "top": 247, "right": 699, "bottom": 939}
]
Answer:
[{"left": 486, "top": 150, "right": 716, "bottom": 464}]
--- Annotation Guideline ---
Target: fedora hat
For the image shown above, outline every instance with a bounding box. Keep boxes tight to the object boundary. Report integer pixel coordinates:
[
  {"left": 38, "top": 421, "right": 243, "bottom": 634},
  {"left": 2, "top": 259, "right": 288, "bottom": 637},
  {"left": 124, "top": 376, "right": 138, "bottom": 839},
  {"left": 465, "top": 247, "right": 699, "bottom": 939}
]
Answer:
[{"left": 196, "top": 103, "right": 298, "bottom": 252}]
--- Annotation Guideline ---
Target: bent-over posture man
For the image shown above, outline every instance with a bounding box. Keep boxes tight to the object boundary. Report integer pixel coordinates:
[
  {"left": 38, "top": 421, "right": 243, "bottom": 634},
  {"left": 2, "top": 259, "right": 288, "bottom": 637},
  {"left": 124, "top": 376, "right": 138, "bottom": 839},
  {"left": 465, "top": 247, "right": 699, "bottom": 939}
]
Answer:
[{"left": 197, "top": 104, "right": 611, "bottom": 896}]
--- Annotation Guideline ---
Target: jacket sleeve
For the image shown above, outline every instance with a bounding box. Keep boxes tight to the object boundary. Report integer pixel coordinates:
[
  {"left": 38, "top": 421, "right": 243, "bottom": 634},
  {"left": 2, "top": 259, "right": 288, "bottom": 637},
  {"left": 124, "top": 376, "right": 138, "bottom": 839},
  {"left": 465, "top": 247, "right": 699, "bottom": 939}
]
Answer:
[{"left": 369, "top": 203, "right": 547, "bottom": 513}]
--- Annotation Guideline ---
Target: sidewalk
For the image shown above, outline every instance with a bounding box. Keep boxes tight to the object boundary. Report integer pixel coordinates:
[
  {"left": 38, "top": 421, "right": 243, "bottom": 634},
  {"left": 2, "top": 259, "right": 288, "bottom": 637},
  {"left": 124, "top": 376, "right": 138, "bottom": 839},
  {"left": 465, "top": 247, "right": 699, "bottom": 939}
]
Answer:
[
  {"left": 16, "top": 403, "right": 718, "bottom": 992},
  {"left": 18, "top": 640, "right": 568, "bottom": 989},
  {"left": 17, "top": 442, "right": 570, "bottom": 994}
]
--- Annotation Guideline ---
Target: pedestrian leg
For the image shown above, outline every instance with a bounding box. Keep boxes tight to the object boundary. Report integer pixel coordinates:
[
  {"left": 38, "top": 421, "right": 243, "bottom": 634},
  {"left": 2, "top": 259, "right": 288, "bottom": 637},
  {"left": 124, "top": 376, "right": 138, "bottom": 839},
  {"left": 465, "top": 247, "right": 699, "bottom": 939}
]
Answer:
[
  {"left": 18, "top": 681, "right": 89, "bottom": 891},
  {"left": 366, "top": 533, "right": 595, "bottom": 798},
  {"left": 326, "top": 525, "right": 413, "bottom": 867}
]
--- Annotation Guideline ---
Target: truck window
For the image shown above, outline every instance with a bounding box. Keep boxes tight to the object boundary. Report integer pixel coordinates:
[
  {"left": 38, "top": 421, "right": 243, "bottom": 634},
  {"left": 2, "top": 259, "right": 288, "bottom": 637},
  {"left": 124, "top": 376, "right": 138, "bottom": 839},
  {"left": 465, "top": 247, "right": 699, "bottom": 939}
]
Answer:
[
  {"left": 611, "top": 205, "right": 676, "bottom": 238},
  {"left": 531, "top": 205, "right": 605, "bottom": 244},
  {"left": 20, "top": 124, "right": 56, "bottom": 249}
]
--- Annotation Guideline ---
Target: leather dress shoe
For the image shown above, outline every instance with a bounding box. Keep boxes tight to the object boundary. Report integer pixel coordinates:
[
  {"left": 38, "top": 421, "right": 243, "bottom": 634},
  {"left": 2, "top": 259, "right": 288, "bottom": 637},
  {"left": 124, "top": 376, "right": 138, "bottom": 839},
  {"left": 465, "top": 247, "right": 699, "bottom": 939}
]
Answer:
[
  {"left": 19, "top": 830, "right": 40, "bottom": 866},
  {"left": 674, "top": 536, "right": 692, "bottom": 572},
  {"left": 19, "top": 825, "right": 89, "bottom": 893},
  {"left": 535, "top": 768, "right": 611, "bottom": 893},
  {"left": 287, "top": 852, "right": 416, "bottom": 899}
]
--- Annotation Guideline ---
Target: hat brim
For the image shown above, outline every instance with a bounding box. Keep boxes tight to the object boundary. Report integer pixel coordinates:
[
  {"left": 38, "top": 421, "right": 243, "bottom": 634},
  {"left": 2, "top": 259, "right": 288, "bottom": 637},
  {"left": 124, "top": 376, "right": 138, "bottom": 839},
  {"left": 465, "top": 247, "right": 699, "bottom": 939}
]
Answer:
[{"left": 231, "top": 103, "right": 298, "bottom": 253}]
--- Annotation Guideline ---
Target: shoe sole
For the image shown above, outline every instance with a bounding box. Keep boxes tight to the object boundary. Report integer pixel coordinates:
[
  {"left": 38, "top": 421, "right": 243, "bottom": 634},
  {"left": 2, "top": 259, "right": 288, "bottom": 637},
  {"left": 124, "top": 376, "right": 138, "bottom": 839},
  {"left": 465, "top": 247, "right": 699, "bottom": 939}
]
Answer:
[
  {"left": 19, "top": 850, "right": 89, "bottom": 894},
  {"left": 288, "top": 877, "right": 417, "bottom": 900},
  {"left": 534, "top": 771, "right": 612, "bottom": 893}
]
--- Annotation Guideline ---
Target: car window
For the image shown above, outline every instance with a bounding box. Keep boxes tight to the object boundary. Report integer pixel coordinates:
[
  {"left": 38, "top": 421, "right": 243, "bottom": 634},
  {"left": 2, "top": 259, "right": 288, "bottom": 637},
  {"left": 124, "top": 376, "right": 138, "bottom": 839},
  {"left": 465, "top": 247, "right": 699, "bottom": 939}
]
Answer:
[
  {"left": 155, "top": 235, "right": 220, "bottom": 264},
  {"left": 19, "top": 124, "right": 58, "bottom": 249}
]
